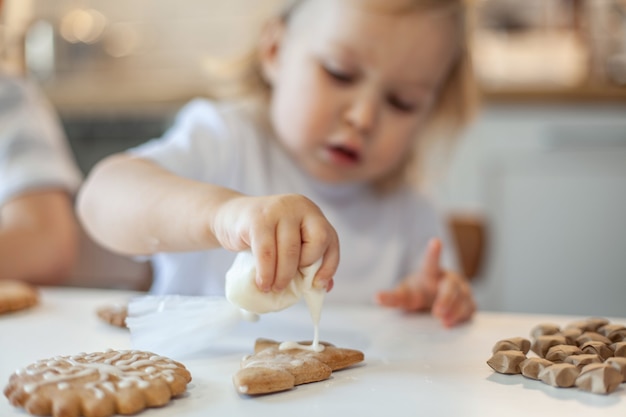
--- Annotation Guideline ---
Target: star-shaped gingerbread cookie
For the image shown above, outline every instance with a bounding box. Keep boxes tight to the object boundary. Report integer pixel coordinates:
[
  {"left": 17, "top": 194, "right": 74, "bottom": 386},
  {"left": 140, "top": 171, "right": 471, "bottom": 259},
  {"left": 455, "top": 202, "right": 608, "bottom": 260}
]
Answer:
[{"left": 233, "top": 338, "right": 364, "bottom": 395}]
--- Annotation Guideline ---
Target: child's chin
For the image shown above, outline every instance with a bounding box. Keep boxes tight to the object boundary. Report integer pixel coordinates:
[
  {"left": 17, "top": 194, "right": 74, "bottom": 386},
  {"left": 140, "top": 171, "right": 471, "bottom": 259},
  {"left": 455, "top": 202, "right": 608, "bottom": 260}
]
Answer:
[{"left": 309, "top": 170, "right": 362, "bottom": 185}]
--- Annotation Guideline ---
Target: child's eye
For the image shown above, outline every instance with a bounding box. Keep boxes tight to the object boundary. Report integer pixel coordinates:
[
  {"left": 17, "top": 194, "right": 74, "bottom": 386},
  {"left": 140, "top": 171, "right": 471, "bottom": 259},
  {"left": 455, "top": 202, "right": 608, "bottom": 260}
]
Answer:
[
  {"left": 322, "top": 65, "right": 355, "bottom": 84},
  {"left": 387, "top": 95, "right": 416, "bottom": 113}
]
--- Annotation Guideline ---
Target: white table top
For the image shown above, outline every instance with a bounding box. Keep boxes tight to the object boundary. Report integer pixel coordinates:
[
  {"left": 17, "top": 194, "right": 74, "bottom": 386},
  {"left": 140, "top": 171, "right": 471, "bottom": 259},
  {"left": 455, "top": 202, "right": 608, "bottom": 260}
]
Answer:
[{"left": 2, "top": 287, "right": 625, "bottom": 417}]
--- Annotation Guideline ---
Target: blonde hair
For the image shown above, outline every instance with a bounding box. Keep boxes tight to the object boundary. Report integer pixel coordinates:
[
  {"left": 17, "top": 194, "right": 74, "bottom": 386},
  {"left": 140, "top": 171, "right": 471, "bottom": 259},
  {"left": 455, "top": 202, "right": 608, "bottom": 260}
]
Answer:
[{"left": 210, "top": 0, "right": 479, "bottom": 192}]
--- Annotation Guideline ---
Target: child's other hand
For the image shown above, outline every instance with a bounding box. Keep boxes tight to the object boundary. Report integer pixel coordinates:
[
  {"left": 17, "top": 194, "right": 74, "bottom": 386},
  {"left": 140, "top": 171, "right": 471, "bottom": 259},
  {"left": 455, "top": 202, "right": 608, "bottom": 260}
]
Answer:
[
  {"left": 213, "top": 194, "right": 339, "bottom": 293},
  {"left": 375, "top": 238, "right": 475, "bottom": 328}
]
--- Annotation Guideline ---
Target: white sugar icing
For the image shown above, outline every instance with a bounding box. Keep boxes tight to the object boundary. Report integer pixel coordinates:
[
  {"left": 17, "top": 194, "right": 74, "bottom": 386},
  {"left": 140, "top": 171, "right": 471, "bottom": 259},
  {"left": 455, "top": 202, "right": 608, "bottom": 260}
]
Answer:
[
  {"left": 18, "top": 350, "right": 181, "bottom": 397},
  {"left": 225, "top": 251, "right": 323, "bottom": 314},
  {"left": 225, "top": 251, "right": 327, "bottom": 352}
]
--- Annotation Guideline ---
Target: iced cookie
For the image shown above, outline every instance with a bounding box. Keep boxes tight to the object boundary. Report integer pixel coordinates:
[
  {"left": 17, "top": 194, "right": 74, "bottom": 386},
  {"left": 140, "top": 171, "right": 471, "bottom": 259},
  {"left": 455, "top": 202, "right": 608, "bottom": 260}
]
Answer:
[
  {"left": 4, "top": 349, "right": 192, "bottom": 417},
  {"left": 233, "top": 338, "right": 364, "bottom": 395},
  {"left": 0, "top": 280, "right": 39, "bottom": 314},
  {"left": 96, "top": 303, "right": 128, "bottom": 328}
]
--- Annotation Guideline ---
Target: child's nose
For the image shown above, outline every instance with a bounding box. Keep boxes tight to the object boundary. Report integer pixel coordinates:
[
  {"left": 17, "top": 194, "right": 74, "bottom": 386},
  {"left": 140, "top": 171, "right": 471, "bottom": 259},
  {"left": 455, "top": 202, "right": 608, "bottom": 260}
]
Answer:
[{"left": 344, "top": 92, "right": 378, "bottom": 135}]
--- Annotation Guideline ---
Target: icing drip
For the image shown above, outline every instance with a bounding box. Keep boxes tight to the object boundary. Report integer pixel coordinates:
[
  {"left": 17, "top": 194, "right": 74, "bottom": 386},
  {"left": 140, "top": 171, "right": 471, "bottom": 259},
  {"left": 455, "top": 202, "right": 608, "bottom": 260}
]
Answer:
[
  {"left": 226, "top": 251, "right": 327, "bottom": 352},
  {"left": 279, "top": 287, "right": 326, "bottom": 352}
]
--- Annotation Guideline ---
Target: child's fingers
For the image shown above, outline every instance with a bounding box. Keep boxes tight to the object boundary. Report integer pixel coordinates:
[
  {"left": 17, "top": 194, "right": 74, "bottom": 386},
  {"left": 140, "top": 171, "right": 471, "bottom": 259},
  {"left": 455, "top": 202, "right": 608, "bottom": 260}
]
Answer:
[
  {"left": 444, "top": 299, "right": 475, "bottom": 327},
  {"left": 300, "top": 215, "right": 340, "bottom": 290},
  {"left": 313, "top": 235, "right": 340, "bottom": 290},
  {"left": 431, "top": 275, "right": 459, "bottom": 317},
  {"left": 439, "top": 296, "right": 475, "bottom": 328},
  {"left": 432, "top": 275, "right": 475, "bottom": 327},
  {"left": 375, "top": 289, "right": 403, "bottom": 307},
  {"left": 272, "top": 219, "right": 302, "bottom": 292},
  {"left": 419, "top": 238, "right": 442, "bottom": 279},
  {"left": 376, "top": 284, "right": 429, "bottom": 311},
  {"left": 250, "top": 226, "right": 277, "bottom": 293}
]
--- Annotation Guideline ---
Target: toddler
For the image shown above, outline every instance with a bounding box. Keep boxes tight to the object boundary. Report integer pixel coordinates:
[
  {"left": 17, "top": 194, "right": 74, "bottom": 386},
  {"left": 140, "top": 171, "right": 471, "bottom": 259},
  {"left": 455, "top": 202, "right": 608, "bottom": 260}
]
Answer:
[{"left": 78, "top": 0, "right": 477, "bottom": 327}]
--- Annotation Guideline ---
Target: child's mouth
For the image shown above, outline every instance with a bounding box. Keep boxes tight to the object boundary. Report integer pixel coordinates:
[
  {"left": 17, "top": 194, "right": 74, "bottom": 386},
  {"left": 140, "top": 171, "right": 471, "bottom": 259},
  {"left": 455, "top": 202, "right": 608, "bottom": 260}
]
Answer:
[{"left": 326, "top": 145, "right": 360, "bottom": 166}]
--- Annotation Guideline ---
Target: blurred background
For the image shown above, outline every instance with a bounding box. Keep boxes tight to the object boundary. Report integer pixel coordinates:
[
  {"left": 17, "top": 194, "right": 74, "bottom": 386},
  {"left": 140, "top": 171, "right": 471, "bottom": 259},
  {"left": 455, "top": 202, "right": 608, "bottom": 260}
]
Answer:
[{"left": 0, "top": 0, "right": 625, "bottom": 316}]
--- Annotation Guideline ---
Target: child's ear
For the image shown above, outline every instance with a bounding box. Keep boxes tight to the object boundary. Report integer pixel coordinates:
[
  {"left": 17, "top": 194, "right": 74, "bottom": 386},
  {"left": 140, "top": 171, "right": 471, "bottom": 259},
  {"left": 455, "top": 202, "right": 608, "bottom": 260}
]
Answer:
[{"left": 258, "top": 17, "right": 286, "bottom": 86}]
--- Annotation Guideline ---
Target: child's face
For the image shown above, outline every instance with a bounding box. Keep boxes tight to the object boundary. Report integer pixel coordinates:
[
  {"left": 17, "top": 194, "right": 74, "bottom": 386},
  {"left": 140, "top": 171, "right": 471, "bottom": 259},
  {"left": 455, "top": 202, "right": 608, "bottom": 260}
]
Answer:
[{"left": 264, "top": 0, "right": 460, "bottom": 185}]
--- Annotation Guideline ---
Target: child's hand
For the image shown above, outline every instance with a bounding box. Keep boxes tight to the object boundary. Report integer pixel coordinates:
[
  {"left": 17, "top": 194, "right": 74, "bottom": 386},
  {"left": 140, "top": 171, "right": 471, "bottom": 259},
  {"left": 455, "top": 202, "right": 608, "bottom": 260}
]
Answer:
[
  {"left": 213, "top": 194, "right": 339, "bottom": 293},
  {"left": 375, "top": 238, "right": 475, "bottom": 327}
]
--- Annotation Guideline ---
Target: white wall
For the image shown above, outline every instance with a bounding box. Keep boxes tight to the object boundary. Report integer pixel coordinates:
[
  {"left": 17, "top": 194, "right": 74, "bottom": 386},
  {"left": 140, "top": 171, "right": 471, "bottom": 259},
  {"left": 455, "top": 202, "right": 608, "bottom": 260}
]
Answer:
[{"left": 438, "top": 103, "right": 626, "bottom": 316}]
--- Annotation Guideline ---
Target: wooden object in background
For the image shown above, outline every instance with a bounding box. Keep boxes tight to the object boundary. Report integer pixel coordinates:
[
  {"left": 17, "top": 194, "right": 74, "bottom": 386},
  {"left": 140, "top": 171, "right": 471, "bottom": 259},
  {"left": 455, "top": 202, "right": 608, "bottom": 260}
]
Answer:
[{"left": 448, "top": 213, "right": 486, "bottom": 280}]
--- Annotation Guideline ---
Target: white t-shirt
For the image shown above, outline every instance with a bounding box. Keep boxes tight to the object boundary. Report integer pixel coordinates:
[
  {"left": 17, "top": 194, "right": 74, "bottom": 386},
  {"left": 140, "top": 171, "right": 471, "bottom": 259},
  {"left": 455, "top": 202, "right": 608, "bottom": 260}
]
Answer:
[
  {"left": 0, "top": 76, "right": 81, "bottom": 205},
  {"left": 130, "top": 99, "right": 457, "bottom": 305}
]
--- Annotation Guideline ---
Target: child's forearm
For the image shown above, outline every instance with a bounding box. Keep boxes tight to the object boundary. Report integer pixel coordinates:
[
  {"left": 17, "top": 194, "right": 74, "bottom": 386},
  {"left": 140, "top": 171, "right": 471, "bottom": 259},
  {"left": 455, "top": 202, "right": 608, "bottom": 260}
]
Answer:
[{"left": 77, "top": 154, "right": 241, "bottom": 256}]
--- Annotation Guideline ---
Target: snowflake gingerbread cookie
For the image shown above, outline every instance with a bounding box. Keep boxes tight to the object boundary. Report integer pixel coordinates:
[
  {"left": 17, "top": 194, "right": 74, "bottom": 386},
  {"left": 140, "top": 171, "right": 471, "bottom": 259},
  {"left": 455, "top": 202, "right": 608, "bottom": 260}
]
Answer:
[{"left": 4, "top": 349, "right": 191, "bottom": 417}]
